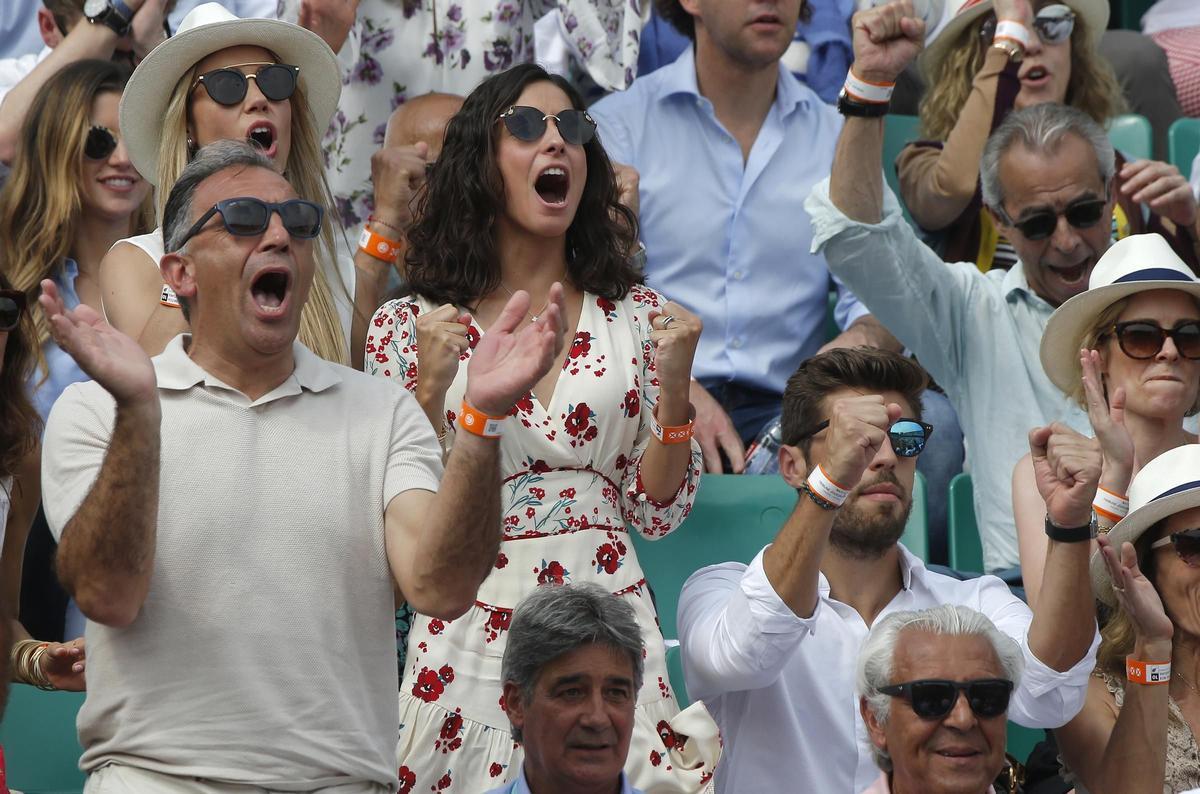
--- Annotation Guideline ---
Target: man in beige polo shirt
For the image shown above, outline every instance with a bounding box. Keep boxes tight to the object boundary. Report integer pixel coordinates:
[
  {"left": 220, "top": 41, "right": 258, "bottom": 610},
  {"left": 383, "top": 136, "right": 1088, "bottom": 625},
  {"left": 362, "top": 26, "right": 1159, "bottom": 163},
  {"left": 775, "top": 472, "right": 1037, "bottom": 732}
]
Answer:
[{"left": 38, "top": 139, "right": 566, "bottom": 793}]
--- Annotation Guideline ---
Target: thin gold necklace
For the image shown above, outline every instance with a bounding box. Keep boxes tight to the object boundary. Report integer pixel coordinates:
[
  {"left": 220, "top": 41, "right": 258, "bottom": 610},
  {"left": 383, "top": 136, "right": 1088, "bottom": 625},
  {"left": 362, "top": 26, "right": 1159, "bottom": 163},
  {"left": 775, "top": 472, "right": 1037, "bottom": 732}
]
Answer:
[
  {"left": 498, "top": 274, "right": 565, "bottom": 323},
  {"left": 1175, "top": 667, "right": 1200, "bottom": 698}
]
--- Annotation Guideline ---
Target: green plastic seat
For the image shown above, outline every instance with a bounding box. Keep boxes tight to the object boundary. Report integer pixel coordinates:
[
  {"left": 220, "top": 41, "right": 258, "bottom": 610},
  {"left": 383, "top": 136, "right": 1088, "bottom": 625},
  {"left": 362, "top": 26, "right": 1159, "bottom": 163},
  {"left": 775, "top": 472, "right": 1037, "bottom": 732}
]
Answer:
[
  {"left": 632, "top": 471, "right": 929, "bottom": 641},
  {"left": 948, "top": 472, "right": 985, "bottom": 575},
  {"left": 1006, "top": 722, "right": 1044, "bottom": 766},
  {"left": 1108, "top": 114, "right": 1153, "bottom": 161},
  {"left": 1169, "top": 118, "right": 1200, "bottom": 177},
  {"left": 0, "top": 684, "right": 86, "bottom": 794},
  {"left": 665, "top": 643, "right": 691, "bottom": 709}
]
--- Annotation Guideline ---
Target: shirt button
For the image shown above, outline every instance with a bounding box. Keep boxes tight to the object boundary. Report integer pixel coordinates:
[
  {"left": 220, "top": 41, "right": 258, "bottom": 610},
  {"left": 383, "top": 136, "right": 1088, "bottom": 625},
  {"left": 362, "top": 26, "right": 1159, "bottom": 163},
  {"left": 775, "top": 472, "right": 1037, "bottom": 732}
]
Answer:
[
  {"left": 731, "top": 338, "right": 743, "bottom": 349},
  {"left": 733, "top": 270, "right": 744, "bottom": 280}
]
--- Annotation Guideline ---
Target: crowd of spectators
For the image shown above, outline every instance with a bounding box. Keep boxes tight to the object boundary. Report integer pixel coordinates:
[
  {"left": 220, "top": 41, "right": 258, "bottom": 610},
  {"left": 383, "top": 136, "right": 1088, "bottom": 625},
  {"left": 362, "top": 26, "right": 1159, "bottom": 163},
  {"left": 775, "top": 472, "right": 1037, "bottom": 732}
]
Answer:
[{"left": 0, "top": 0, "right": 1199, "bottom": 793}]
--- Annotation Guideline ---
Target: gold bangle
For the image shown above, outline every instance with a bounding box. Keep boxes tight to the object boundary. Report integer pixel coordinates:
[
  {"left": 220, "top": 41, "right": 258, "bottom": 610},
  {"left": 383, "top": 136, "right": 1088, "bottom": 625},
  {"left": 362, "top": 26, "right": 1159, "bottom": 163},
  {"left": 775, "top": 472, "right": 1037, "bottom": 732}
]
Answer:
[{"left": 28, "top": 643, "right": 55, "bottom": 690}]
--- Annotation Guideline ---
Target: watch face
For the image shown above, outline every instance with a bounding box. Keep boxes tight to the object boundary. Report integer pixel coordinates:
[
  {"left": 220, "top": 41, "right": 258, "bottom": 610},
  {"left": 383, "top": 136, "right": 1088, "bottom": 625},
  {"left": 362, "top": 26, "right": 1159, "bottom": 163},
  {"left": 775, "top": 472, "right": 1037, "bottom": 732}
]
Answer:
[{"left": 84, "top": 0, "right": 108, "bottom": 18}]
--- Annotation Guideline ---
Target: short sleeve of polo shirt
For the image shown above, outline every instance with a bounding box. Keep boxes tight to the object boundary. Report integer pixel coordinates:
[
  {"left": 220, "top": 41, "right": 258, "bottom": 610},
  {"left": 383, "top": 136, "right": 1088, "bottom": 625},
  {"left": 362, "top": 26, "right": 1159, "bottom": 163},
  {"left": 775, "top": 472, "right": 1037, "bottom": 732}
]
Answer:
[
  {"left": 42, "top": 381, "right": 116, "bottom": 542},
  {"left": 382, "top": 388, "right": 444, "bottom": 508}
]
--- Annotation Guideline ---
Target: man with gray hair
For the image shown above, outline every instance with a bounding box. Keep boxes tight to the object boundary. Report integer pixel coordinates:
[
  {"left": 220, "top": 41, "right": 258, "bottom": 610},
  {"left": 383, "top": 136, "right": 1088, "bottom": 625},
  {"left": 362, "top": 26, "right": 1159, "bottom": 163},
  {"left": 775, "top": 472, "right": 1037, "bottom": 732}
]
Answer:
[
  {"left": 803, "top": 0, "right": 1154, "bottom": 574},
  {"left": 38, "top": 139, "right": 566, "bottom": 791},
  {"left": 857, "top": 605, "right": 1023, "bottom": 794},
  {"left": 487, "top": 583, "right": 646, "bottom": 794}
]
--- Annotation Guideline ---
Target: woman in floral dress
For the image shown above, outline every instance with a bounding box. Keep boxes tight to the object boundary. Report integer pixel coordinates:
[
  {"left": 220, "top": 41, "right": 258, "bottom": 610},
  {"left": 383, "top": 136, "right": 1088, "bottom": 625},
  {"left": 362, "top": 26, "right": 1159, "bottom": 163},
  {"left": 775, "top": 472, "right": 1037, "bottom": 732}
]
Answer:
[{"left": 366, "top": 63, "right": 716, "bottom": 793}]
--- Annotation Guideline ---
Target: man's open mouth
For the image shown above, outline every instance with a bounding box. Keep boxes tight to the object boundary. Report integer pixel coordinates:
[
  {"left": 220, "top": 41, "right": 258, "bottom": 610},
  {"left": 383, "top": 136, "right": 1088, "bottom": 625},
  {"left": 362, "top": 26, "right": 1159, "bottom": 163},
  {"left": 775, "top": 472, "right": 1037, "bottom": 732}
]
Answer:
[{"left": 251, "top": 269, "right": 289, "bottom": 311}]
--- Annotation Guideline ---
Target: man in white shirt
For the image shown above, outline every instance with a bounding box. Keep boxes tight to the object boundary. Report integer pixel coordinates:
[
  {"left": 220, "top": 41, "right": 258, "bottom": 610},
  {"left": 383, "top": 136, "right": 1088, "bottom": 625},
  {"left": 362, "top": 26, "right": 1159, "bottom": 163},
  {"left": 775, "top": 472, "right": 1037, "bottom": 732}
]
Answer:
[
  {"left": 40, "top": 140, "right": 566, "bottom": 790},
  {"left": 677, "top": 347, "right": 1099, "bottom": 793}
]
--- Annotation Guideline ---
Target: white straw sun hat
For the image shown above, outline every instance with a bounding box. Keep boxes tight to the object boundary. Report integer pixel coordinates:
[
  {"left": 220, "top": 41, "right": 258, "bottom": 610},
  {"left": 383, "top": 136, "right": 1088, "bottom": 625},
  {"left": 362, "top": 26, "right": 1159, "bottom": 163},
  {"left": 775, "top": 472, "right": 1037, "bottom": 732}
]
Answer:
[
  {"left": 1091, "top": 444, "right": 1200, "bottom": 606},
  {"left": 118, "top": 2, "right": 340, "bottom": 185},
  {"left": 920, "top": 0, "right": 1107, "bottom": 78},
  {"left": 1039, "top": 233, "right": 1200, "bottom": 395}
]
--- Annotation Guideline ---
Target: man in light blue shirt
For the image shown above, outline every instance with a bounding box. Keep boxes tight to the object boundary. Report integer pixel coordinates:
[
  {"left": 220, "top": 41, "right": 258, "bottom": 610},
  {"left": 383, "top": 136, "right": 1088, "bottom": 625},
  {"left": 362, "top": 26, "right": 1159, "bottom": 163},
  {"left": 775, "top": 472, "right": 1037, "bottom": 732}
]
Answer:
[
  {"left": 487, "top": 584, "right": 646, "bottom": 794},
  {"left": 590, "top": 0, "right": 900, "bottom": 473},
  {"left": 804, "top": 6, "right": 1111, "bottom": 572}
]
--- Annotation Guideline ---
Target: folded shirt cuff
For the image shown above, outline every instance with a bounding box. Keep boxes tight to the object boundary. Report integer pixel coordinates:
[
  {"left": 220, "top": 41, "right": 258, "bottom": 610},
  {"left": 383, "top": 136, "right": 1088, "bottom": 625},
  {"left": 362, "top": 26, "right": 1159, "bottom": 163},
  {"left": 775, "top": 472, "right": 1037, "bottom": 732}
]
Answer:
[
  {"left": 805, "top": 176, "right": 907, "bottom": 254},
  {"left": 1020, "top": 623, "right": 1101, "bottom": 697},
  {"left": 739, "top": 547, "right": 822, "bottom": 635}
]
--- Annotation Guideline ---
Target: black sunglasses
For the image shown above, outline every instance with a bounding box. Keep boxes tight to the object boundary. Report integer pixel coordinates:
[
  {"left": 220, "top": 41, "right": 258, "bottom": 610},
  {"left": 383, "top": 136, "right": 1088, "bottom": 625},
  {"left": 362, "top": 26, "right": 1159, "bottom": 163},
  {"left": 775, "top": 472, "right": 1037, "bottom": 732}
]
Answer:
[
  {"left": 176, "top": 197, "right": 324, "bottom": 249},
  {"left": 1151, "top": 527, "right": 1200, "bottom": 567},
  {"left": 497, "top": 106, "right": 597, "bottom": 146},
  {"left": 190, "top": 63, "right": 299, "bottom": 106},
  {"left": 999, "top": 196, "right": 1108, "bottom": 241},
  {"left": 879, "top": 678, "right": 1014, "bottom": 720},
  {"left": 981, "top": 3, "right": 1075, "bottom": 46},
  {"left": 84, "top": 126, "right": 120, "bottom": 161},
  {"left": 797, "top": 417, "right": 934, "bottom": 458},
  {"left": 0, "top": 289, "right": 26, "bottom": 332},
  {"left": 1104, "top": 320, "right": 1200, "bottom": 361}
]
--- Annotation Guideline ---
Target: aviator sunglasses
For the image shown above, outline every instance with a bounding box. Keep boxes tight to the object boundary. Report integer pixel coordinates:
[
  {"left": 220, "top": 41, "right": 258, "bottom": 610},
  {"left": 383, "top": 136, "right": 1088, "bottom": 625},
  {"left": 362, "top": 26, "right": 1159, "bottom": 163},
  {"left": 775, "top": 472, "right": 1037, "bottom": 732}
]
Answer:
[
  {"left": 176, "top": 197, "right": 324, "bottom": 249},
  {"left": 1103, "top": 320, "right": 1200, "bottom": 360},
  {"left": 796, "top": 417, "right": 934, "bottom": 457},
  {"left": 879, "top": 678, "right": 1014, "bottom": 720},
  {"left": 0, "top": 289, "right": 26, "bottom": 332},
  {"left": 84, "top": 125, "right": 120, "bottom": 161},
  {"left": 998, "top": 195, "right": 1108, "bottom": 241},
  {"left": 190, "top": 63, "right": 300, "bottom": 106},
  {"left": 981, "top": 3, "right": 1075, "bottom": 46},
  {"left": 497, "top": 105, "right": 597, "bottom": 146},
  {"left": 1151, "top": 528, "right": 1200, "bottom": 567}
]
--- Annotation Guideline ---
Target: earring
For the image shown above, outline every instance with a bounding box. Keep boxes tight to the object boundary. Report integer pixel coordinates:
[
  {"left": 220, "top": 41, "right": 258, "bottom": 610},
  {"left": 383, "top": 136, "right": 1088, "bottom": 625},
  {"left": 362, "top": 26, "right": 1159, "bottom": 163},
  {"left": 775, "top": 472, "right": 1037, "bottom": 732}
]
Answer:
[{"left": 186, "top": 137, "right": 196, "bottom": 156}]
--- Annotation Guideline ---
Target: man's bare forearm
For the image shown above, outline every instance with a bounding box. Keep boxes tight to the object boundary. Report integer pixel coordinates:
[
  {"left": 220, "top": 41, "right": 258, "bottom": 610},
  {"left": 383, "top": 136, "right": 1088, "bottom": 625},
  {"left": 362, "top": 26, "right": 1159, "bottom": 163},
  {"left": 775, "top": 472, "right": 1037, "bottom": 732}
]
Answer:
[
  {"left": 57, "top": 400, "right": 160, "bottom": 627},
  {"left": 1028, "top": 539, "right": 1096, "bottom": 670},
  {"left": 406, "top": 431, "right": 501, "bottom": 616},
  {"left": 829, "top": 117, "right": 887, "bottom": 225}
]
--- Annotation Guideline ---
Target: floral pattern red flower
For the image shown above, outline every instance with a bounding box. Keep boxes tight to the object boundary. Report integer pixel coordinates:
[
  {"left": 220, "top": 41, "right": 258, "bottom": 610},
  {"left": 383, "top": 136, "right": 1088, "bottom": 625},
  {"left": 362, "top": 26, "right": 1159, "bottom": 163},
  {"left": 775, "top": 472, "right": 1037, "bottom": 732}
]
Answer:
[
  {"left": 535, "top": 559, "right": 568, "bottom": 585},
  {"left": 621, "top": 388, "right": 640, "bottom": 418},
  {"left": 398, "top": 766, "right": 416, "bottom": 793},
  {"left": 412, "top": 666, "right": 448, "bottom": 703}
]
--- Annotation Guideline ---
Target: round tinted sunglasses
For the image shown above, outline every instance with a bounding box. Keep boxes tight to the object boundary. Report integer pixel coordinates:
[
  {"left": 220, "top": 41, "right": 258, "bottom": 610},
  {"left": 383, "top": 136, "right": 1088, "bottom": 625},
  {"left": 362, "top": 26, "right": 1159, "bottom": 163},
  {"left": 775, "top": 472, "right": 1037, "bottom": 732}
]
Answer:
[
  {"left": 176, "top": 197, "right": 324, "bottom": 249},
  {"left": 998, "top": 196, "right": 1108, "bottom": 241},
  {"left": 0, "top": 289, "right": 26, "bottom": 332},
  {"left": 1152, "top": 528, "right": 1200, "bottom": 566},
  {"left": 190, "top": 63, "right": 299, "bottom": 106},
  {"left": 981, "top": 3, "right": 1075, "bottom": 46},
  {"left": 879, "top": 678, "right": 1014, "bottom": 720},
  {"left": 1104, "top": 320, "right": 1200, "bottom": 361},
  {"left": 796, "top": 417, "right": 934, "bottom": 458},
  {"left": 84, "top": 125, "right": 121, "bottom": 161},
  {"left": 497, "top": 106, "right": 597, "bottom": 146}
]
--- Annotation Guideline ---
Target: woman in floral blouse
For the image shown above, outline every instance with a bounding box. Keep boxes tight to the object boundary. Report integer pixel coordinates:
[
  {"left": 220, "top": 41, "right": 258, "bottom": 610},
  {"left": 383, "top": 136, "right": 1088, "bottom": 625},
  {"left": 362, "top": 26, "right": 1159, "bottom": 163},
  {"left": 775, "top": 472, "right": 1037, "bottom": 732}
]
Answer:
[{"left": 366, "top": 64, "right": 715, "bottom": 793}]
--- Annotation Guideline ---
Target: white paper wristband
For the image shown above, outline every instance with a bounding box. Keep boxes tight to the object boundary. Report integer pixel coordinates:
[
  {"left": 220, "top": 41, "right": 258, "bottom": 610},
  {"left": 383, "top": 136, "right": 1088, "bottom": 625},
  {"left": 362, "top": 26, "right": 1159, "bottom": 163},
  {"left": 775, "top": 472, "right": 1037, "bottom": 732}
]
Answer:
[
  {"left": 843, "top": 70, "right": 895, "bottom": 104},
  {"left": 1093, "top": 486, "right": 1130, "bottom": 523},
  {"left": 808, "top": 464, "right": 852, "bottom": 507},
  {"left": 994, "top": 20, "right": 1032, "bottom": 49}
]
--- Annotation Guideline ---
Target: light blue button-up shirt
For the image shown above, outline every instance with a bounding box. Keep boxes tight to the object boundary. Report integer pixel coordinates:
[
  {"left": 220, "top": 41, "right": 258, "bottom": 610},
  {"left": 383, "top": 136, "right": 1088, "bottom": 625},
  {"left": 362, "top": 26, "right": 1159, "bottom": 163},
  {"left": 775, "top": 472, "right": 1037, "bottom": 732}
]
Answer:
[
  {"left": 28, "top": 258, "right": 89, "bottom": 422},
  {"left": 805, "top": 179, "right": 1091, "bottom": 572},
  {"left": 484, "top": 767, "right": 643, "bottom": 794},
  {"left": 591, "top": 47, "right": 869, "bottom": 395}
]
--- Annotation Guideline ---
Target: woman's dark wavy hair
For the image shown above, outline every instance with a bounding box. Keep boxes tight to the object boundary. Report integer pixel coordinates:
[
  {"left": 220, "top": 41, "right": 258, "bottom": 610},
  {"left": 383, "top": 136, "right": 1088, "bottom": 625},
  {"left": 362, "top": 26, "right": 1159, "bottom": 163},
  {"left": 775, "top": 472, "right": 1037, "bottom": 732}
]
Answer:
[
  {"left": 405, "top": 63, "right": 640, "bottom": 307},
  {"left": 0, "top": 271, "right": 41, "bottom": 480}
]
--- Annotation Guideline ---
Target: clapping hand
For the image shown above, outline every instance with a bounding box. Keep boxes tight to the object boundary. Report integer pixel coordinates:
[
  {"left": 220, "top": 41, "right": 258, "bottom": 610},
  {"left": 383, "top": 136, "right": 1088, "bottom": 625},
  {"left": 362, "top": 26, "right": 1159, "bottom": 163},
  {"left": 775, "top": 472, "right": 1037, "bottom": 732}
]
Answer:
[
  {"left": 1098, "top": 533, "right": 1173, "bottom": 650},
  {"left": 464, "top": 286, "right": 565, "bottom": 417},
  {"left": 1081, "top": 348, "right": 1135, "bottom": 491},
  {"left": 39, "top": 280, "right": 157, "bottom": 407},
  {"left": 1028, "top": 422, "right": 1102, "bottom": 529},
  {"left": 1120, "top": 158, "right": 1198, "bottom": 230},
  {"left": 850, "top": 0, "right": 926, "bottom": 85},
  {"left": 821, "top": 395, "right": 902, "bottom": 488}
]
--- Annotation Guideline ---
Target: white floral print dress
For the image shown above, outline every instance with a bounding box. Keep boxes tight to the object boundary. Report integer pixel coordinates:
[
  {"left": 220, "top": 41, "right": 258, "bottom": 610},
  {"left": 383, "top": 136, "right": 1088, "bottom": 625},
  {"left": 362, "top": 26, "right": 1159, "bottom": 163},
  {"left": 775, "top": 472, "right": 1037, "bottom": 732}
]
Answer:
[
  {"left": 366, "top": 285, "right": 716, "bottom": 794},
  {"left": 278, "top": 0, "right": 648, "bottom": 228}
]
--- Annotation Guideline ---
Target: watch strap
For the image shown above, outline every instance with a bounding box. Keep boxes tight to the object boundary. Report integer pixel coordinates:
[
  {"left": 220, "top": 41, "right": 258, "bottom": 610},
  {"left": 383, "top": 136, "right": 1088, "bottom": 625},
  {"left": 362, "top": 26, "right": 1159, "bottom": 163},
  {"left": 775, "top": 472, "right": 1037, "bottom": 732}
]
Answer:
[
  {"left": 837, "top": 92, "right": 889, "bottom": 118},
  {"left": 1044, "top": 514, "right": 1096, "bottom": 543}
]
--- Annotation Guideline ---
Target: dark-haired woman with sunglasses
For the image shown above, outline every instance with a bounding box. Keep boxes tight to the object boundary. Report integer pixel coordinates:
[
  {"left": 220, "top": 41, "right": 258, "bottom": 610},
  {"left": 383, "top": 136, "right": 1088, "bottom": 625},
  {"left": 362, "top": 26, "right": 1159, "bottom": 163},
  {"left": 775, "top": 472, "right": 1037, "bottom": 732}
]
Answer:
[
  {"left": 0, "top": 275, "right": 87, "bottom": 696},
  {"left": 898, "top": 0, "right": 1200, "bottom": 272},
  {"left": 1013, "top": 233, "right": 1200, "bottom": 610},
  {"left": 1053, "top": 444, "right": 1200, "bottom": 792},
  {"left": 366, "top": 64, "right": 717, "bottom": 793}
]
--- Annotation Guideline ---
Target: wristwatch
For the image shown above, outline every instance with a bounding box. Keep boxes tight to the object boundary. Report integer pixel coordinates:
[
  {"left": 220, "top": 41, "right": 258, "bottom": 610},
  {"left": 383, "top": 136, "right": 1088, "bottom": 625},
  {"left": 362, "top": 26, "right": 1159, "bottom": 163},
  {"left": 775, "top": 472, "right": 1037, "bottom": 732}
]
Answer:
[
  {"left": 836, "top": 90, "right": 889, "bottom": 118},
  {"left": 84, "top": 0, "right": 134, "bottom": 36},
  {"left": 1044, "top": 513, "right": 1098, "bottom": 543}
]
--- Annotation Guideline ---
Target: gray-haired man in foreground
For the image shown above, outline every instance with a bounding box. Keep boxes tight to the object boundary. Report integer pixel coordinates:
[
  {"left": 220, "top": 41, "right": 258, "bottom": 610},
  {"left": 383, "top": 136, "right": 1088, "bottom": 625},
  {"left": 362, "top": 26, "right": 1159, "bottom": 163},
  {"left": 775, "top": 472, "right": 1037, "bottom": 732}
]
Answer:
[{"left": 40, "top": 139, "right": 565, "bottom": 792}]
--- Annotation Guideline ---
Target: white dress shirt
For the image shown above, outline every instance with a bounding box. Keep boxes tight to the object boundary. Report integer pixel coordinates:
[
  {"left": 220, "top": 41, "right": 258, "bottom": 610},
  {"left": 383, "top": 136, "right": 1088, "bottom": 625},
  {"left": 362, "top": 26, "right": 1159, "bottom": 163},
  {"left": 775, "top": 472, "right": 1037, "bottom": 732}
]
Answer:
[{"left": 678, "top": 545, "right": 1097, "bottom": 794}]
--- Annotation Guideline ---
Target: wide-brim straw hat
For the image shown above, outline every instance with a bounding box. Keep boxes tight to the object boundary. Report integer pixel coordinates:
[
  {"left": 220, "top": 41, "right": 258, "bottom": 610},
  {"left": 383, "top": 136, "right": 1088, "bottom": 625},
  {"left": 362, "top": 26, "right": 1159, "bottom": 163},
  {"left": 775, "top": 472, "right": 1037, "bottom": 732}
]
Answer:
[
  {"left": 1091, "top": 444, "right": 1200, "bottom": 606},
  {"left": 1039, "top": 233, "right": 1200, "bottom": 395},
  {"left": 119, "top": 2, "right": 340, "bottom": 185},
  {"left": 920, "top": 0, "right": 1108, "bottom": 79}
]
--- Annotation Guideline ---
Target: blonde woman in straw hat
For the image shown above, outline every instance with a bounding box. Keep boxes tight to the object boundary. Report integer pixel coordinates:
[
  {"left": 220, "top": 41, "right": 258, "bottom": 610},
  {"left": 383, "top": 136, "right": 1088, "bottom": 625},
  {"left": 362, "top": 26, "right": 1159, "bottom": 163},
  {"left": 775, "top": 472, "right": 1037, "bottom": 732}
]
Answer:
[
  {"left": 98, "top": 3, "right": 408, "bottom": 366},
  {"left": 1052, "top": 444, "right": 1200, "bottom": 792},
  {"left": 1013, "top": 232, "right": 1200, "bottom": 608},
  {"left": 897, "top": 0, "right": 1200, "bottom": 273}
]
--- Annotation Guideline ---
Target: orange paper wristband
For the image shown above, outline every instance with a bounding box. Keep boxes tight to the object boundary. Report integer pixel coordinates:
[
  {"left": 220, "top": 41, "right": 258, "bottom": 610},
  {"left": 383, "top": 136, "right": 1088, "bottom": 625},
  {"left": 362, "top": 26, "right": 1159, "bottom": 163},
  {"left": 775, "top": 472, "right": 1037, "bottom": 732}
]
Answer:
[
  {"left": 358, "top": 226, "right": 403, "bottom": 263},
  {"left": 650, "top": 404, "right": 695, "bottom": 445},
  {"left": 1127, "top": 658, "right": 1171, "bottom": 685},
  {"left": 458, "top": 399, "right": 507, "bottom": 438}
]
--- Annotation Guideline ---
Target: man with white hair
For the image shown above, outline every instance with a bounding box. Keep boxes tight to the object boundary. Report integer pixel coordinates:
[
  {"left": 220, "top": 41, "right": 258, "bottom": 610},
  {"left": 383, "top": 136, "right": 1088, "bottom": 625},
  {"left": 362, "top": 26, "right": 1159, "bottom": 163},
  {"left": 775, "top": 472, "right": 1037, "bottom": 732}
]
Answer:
[{"left": 857, "top": 604, "right": 1022, "bottom": 794}]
